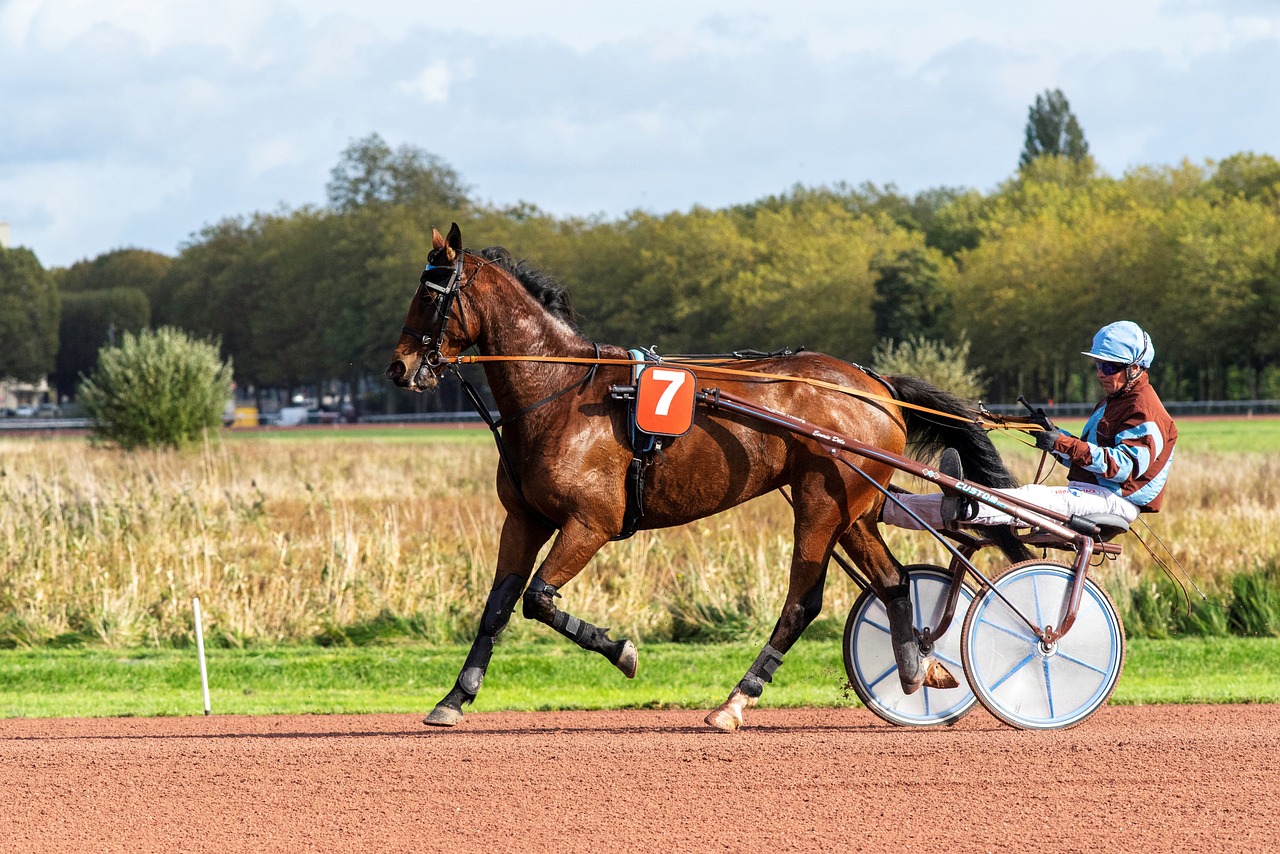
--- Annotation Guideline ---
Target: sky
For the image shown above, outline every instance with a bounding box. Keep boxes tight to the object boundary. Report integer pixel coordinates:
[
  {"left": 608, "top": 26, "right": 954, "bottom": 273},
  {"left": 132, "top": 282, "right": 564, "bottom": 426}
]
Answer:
[{"left": 2, "top": 0, "right": 1280, "bottom": 269}]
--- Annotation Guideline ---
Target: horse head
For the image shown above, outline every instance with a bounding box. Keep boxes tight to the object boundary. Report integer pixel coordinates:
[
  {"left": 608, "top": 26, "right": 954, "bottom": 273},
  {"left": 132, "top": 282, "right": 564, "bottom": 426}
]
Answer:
[{"left": 386, "top": 222, "right": 480, "bottom": 391}]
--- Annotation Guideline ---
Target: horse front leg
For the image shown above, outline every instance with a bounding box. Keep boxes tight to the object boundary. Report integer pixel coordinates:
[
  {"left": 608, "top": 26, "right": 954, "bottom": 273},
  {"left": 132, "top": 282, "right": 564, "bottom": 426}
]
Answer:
[
  {"left": 520, "top": 520, "right": 639, "bottom": 678},
  {"left": 843, "top": 516, "right": 958, "bottom": 695},
  {"left": 424, "top": 514, "right": 552, "bottom": 727}
]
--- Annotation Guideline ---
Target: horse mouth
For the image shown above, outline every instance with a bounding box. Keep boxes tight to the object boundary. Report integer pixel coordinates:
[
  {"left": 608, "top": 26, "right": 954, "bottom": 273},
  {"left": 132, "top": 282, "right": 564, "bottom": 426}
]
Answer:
[
  {"left": 386, "top": 358, "right": 439, "bottom": 393},
  {"left": 408, "top": 361, "right": 439, "bottom": 392}
]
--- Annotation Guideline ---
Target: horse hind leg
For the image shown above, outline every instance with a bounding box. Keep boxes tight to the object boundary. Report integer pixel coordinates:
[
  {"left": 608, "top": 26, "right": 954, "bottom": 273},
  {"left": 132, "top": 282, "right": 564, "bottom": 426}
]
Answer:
[
  {"left": 424, "top": 573, "right": 526, "bottom": 727},
  {"left": 840, "top": 521, "right": 957, "bottom": 695},
  {"left": 522, "top": 578, "right": 639, "bottom": 678}
]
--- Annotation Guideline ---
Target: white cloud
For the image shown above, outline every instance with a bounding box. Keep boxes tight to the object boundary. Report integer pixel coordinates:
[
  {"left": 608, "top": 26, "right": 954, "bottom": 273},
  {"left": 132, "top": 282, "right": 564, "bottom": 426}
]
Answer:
[
  {"left": 399, "top": 61, "right": 452, "bottom": 104},
  {"left": 0, "top": 160, "right": 192, "bottom": 266}
]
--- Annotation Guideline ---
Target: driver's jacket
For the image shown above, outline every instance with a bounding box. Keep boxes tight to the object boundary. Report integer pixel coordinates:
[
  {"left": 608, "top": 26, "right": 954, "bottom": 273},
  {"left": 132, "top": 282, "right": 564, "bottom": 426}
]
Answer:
[{"left": 1047, "top": 372, "right": 1177, "bottom": 512}]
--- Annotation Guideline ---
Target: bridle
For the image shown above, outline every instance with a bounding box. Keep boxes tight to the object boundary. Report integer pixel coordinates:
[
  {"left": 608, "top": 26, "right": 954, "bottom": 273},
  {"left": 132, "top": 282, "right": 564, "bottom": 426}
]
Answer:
[{"left": 401, "top": 250, "right": 471, "bottom": 374}]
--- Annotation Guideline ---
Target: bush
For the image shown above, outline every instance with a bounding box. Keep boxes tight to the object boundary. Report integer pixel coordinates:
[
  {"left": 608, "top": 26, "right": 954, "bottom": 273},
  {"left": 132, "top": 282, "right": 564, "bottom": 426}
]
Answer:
[
  {"left": 78, "top": 327, "right": 234, "bottom": 450},
  {"left": 871, "top": 335, "right": 985, "bottom": 400}
]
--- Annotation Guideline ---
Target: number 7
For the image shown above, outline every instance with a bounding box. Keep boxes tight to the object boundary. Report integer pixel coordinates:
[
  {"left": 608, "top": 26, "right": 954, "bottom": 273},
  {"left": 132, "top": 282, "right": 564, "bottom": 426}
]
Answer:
[{"left": 648, "top": 368, "right": 686, "bottom": 416}]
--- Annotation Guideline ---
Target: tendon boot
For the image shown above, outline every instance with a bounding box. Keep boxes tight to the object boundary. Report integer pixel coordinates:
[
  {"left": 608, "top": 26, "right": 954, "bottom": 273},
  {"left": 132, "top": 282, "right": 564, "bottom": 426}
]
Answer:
[{"left": 938, "top": 448, "right": 976, "bottom": 527}]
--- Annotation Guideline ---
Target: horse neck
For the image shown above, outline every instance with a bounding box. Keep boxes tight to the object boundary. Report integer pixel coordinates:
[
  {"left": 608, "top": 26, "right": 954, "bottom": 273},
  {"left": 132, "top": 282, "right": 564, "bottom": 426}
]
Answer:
[{"left": 470, "top": 272, "right": 598, "bottom": 420}]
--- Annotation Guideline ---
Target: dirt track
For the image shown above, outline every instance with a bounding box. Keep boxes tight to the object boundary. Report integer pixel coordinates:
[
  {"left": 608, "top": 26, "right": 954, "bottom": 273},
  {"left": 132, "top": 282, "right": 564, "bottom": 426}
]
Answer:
[{"left": 2, "top": 705, "right": 1278, "bottom": 853}]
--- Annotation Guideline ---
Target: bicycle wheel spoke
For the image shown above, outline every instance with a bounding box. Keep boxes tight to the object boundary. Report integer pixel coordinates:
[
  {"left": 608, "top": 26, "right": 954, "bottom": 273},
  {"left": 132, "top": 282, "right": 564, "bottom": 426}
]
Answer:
[
  {"left": 990, "top": 651, "right": 1038, "bottom": 692},
  {"left": 865, "top": 662, "right": 898, "bottom": 691},
  {"left": 978, "top": 615, "right": 1036, "bottom": 643}
]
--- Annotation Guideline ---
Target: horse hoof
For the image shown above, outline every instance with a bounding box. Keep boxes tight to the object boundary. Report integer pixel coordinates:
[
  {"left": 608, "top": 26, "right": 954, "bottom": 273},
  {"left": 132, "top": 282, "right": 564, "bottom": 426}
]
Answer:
[
  {"left": 705, "top": 706, "right": 743, "bottom": 732},
  {"left": 923, "top": 657, "right": 960, "bottom": 689},
  {"left": 704, "top": 689, "right": 756, "bottom": 732},
  {"left": 423, "top": 705, "right": 464, "bottom": 727},
  {"left": 615, "top": 640, "right": 638, "bottom": 679}
]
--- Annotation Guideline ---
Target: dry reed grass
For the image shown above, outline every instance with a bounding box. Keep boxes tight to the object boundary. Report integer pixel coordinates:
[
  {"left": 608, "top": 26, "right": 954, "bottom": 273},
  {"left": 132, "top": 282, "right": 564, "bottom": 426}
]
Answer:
[{"left": 1, "top": 433, "right": 1275, "bottom": 647}]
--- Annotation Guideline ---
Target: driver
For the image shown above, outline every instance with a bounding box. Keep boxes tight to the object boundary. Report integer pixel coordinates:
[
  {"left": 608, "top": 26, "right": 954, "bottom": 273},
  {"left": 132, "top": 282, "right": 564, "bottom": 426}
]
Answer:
[{"left": 882, "top": 320, "right": 1178, "bottom": 531}]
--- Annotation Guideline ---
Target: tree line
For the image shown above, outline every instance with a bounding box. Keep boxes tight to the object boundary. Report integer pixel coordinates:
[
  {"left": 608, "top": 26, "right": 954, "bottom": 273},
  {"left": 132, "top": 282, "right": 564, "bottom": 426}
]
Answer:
[{"left": 5, "top": 100, "right": 1280, "bottom": 410}]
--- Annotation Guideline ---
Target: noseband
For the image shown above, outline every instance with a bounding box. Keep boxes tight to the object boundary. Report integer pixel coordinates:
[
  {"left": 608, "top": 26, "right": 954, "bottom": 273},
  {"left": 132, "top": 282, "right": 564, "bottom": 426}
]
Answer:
[{"left": 402, "top": 251, "right": 469, "bottom": 372}]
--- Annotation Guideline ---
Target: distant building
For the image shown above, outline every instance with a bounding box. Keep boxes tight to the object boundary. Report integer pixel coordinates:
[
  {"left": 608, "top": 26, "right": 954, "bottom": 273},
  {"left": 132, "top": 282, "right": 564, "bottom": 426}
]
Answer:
[
  {"left": 0, "top": 221, "right": 9, "bottom": 249},
  {"left": 1, "top": 377, "right": 55, "bottom": 416}
]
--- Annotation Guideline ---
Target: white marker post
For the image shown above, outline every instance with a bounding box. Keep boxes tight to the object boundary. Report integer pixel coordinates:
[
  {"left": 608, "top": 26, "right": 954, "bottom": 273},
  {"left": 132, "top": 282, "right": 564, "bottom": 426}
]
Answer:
[{"left": 193, "top": 597, "right": 211, "bottom": 715}]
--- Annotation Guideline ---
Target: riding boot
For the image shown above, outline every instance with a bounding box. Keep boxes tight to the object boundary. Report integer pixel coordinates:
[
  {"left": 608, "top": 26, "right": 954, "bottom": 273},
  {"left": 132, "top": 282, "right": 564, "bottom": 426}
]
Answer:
[{"left": 938, "top": 448, "right": 976, "bottom": 526}]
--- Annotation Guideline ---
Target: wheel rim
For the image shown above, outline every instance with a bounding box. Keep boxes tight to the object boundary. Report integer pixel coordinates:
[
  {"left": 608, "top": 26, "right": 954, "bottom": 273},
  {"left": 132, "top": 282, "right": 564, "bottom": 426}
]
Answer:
[
  {"left": 962, "top": 562, "right": 1124, "bottom": 730},
  {"left": 844, "top": 567, "right": 976, "bottom": 726}
]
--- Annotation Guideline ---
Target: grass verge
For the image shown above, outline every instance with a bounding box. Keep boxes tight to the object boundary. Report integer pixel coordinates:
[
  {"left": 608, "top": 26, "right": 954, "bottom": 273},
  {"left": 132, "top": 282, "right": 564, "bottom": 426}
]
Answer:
[{"left": 2, "top": 637, "right": 1277, "bottom": 719}]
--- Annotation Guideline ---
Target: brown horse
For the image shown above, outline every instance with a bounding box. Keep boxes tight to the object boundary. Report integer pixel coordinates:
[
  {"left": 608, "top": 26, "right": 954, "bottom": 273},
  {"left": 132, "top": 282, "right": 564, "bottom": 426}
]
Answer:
[{"left": 386, "top": 224, "right": 1025, "bottom": 731}]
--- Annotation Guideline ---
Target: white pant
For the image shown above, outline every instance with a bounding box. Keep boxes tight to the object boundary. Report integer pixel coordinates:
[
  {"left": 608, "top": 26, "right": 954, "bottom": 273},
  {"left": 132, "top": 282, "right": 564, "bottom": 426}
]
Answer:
[{"left": 881, "top": 481, "right": 1140, "bottom": 532}]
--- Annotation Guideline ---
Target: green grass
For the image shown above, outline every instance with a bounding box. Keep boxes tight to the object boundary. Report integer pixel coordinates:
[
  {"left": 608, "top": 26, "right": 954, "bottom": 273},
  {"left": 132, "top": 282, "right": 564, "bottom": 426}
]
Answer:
[
  {"left": 2, "top": 637, "right": 1277, "bottom": 719},
  {"left": 991, "top": 414, "right": 1280, "bottom": 456}
]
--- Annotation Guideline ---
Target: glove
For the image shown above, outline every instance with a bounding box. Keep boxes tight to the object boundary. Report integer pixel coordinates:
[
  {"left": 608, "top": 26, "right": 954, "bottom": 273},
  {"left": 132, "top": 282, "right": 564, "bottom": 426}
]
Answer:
[
  {"left": 1034, "top": 426, "right": 1062, "bottom": 453},
  {"left": 1028, "top": 408, "right": 1056, "bottom": 432}
]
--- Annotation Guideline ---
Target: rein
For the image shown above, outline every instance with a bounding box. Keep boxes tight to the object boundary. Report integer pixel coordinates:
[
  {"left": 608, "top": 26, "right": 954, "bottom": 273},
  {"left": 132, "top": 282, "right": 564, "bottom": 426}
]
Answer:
[{"left": 442, "top": 352, "right": 1039, "bottom": 433}]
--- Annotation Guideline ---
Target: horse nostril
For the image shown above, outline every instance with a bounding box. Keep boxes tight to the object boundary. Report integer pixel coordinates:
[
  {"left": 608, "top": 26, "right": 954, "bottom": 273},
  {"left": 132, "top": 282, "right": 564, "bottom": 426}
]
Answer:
[{"left": 386, "top": 360, "right": 406, "bottom": 382}]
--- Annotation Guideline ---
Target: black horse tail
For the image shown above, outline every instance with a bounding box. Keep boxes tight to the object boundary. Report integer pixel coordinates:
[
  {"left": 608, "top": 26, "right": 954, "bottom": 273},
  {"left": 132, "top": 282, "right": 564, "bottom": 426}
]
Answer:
[{"left": 887, "top": 375, "right": 1033, "bottom": 563}]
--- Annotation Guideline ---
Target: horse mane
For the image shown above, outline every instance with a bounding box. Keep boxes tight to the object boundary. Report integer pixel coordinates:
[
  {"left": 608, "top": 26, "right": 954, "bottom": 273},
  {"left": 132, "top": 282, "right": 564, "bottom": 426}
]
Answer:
[{"left": 479, "top": 246, "right": 579, "bottom": 331}]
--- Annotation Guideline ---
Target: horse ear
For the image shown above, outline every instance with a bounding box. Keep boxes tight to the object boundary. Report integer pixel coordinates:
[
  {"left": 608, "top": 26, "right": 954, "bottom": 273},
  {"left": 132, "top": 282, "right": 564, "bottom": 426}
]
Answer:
[
  {"left": 446, "top": 223, "right": 462, "bottom": 259},
  {"left": 431, "top": 227, "right": 446, "bottom": 252}
]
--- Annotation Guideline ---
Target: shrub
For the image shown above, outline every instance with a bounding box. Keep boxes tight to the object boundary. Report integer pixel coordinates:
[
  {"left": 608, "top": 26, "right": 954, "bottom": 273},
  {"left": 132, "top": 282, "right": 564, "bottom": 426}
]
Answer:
[
  {"left": 871, "top": 334, "right": 986, "bottom": 400},
  {"left": 78, "top": 327, "right": 234, "bottom": 450}
]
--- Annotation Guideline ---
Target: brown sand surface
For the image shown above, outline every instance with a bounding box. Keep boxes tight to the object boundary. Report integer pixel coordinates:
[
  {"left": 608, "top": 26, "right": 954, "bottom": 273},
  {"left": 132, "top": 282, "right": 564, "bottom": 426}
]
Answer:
[{"left": 2, "top": 704, "right": 1278, "bottom": 853}]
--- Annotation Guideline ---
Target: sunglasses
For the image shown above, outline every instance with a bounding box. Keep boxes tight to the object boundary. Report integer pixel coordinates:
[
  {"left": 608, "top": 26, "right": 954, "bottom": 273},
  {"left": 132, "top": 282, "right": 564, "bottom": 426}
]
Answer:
[{"left": 1095, "top": 361, "right": 1126, "bottom": 376}]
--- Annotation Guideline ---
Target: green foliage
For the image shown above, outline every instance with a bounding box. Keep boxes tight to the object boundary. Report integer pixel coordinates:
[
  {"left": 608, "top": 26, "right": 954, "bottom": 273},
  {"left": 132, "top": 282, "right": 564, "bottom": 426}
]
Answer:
[
  {"left": 1110, "top": 564, "right": 1280, "bottom": 639},
  {"left": 52, "top": 287, "right": 151, "bottom": 398},
  {"left": 1020, "top": 88, "right": 1091, "bottom": 169},
  {"left": 871, "top": 335, "right": 985, "bottom": 399},
  {"left": 56, "top": 247, "right": 174, "bottom": 324},
  {"left": 1109, "top": 572, "right": 1231, "bottom": 639},
  {"left": 1228, "top": 565, "right": 1280, "bottom": 637},
  {"left": 871, "top": 246, "right": 951, "bottom": 342},
  {"left": 0, "top": 246, "right": 60, "bottom": 381},
  {"left": 78, "top": 327, "right": 234, "bottom": 450},
  {"left": 1208, "top": 152, "right": 1280, "bottom": 203},
  {"left": 326, "top": 132, "right": 470, "bottom": 213}
]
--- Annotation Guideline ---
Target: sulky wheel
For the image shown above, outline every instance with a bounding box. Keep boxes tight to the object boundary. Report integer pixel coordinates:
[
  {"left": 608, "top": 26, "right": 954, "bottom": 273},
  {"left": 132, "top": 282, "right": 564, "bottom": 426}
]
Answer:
[
  {"left": 843, "top": 564, "right": 977, "bottom": 727},
  {"left": 960, "top": 560, "right": 1125, "bottom": 731}
]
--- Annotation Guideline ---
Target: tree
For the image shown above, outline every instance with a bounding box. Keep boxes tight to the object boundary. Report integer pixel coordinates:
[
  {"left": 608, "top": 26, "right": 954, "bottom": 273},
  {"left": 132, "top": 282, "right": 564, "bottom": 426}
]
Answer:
[
  {"left": 53, "top": 288, "right": 151, "bottom": 398},
  {"left": 1019, "top": 89, "right": 1090, "bottom": 169},
  {"left": 0, "top": 246, "right": 60, "bottom": 381},
  {"left": 57, "top": 248, "right": 174, "bottom": 322},
  {"left": 326, "top": 133, "right": 471, "bottom": 214},
  {"left": 871, "top": 247, "right": 950, "bottom": 343},
  {"left": 1207, "top": 152, "right": 1280, "bottom": 203}
]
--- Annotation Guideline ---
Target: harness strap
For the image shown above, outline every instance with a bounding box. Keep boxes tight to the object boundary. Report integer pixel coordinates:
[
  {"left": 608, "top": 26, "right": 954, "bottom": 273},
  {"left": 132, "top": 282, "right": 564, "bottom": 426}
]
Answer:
[
  {"left": 490, "top": 344, "right": 601, "bottom": 431},
  {"left": 452, "top": 343, "right": 602, "bottom": 530},
  {"left": 450, "top": 353, "right": 1032, "bottom": 432}
]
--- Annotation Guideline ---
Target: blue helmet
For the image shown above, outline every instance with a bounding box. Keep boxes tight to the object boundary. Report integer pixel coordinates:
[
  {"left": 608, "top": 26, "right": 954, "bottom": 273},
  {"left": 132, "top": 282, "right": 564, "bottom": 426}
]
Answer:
[{"left": 1082, "top": 321, "right": 1154, "bottom": 368}]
